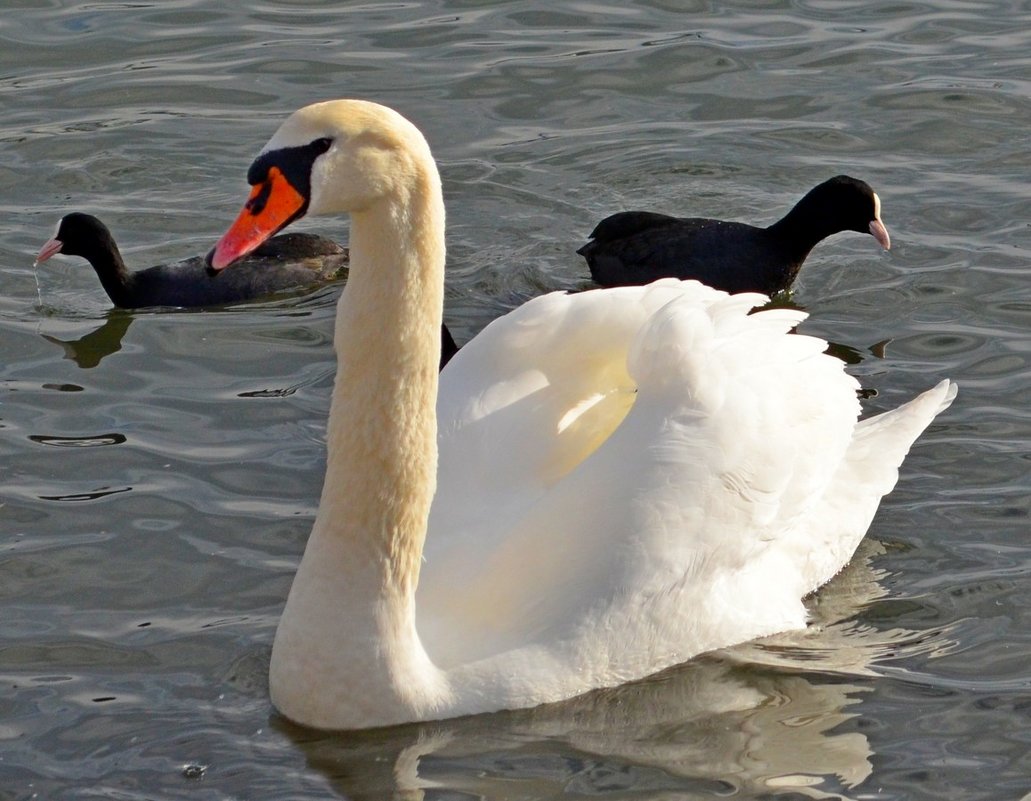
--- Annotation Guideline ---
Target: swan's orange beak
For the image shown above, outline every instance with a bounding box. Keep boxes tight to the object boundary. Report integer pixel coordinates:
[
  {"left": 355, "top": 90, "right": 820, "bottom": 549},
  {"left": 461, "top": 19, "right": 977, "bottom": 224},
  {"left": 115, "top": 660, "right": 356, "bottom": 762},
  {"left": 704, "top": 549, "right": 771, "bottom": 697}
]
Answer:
[{"left": 208, "top": 166, "right": 306, "bottom": 271}]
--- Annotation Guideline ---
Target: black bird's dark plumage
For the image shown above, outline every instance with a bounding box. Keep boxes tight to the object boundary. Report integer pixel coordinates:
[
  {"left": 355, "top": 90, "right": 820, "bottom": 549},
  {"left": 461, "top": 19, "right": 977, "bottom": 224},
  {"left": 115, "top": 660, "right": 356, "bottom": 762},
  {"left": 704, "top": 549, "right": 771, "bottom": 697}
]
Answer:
[
  {"left": 34, "top": 212, "right": 460, "bottom": 369},
  {"left": 34, "top": 212, "right": 348, "bottom": 309},
  {"left": 578, "top": 176, "right": 891, "bottom": 295}
]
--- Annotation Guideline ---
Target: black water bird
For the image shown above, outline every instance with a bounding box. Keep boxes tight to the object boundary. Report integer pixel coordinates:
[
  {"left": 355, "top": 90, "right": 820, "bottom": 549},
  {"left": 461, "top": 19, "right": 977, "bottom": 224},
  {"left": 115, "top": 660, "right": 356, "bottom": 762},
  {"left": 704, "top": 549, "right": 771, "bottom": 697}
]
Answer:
[
  {"left": 34, "top": 212, "right": 460, "bottom": 369},
  {"left": 578, "top": 176, "right": 891, "bottom": 294},
  {"left": 34, "top": 212, "right": 349, "bottom": 309}
]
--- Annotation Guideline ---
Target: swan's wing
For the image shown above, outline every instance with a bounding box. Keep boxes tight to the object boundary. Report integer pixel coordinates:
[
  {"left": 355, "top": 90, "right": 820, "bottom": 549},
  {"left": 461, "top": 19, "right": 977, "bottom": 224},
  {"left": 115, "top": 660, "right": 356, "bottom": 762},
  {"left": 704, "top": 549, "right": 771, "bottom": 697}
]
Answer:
[
  {"left": 424, "top": 281, "right": 724, "bottom": 660},
  {"left": 432, "top": 279, "right": 716, "bottom": 538},
  {"left": 420, "top": 281, "right": 947, "bottom": 673}
]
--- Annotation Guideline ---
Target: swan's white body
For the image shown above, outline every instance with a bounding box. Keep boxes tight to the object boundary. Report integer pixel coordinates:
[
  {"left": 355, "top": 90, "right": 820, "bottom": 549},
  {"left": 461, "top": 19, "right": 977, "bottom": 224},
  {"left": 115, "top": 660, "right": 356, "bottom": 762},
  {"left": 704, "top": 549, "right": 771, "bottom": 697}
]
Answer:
[{"left": 211, "top": 100, "right": 956, "bottom": 730}]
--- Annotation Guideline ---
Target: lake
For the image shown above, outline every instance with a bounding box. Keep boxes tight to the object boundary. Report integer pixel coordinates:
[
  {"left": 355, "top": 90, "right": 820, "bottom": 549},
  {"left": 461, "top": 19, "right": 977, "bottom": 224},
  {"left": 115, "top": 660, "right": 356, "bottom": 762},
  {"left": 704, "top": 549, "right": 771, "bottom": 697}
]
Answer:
[{"left": 1, "top": 1, "right": 1029, "bottom": 799}]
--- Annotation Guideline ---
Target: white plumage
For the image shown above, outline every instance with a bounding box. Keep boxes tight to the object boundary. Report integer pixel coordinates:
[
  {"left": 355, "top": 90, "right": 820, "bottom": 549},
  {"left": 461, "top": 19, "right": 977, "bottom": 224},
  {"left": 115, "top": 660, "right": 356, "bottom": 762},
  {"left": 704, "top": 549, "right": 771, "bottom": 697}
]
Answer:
[{"left": 208, "top": 99, "right": 956, "bottom": 730}]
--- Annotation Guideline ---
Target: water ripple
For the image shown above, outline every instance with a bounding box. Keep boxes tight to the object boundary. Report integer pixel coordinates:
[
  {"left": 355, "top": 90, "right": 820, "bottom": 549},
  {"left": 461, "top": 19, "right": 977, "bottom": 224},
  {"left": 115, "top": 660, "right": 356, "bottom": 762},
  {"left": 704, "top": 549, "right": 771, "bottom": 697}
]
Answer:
[{"left": 2, "top": 1, "right": 1029, "bottom": 798}]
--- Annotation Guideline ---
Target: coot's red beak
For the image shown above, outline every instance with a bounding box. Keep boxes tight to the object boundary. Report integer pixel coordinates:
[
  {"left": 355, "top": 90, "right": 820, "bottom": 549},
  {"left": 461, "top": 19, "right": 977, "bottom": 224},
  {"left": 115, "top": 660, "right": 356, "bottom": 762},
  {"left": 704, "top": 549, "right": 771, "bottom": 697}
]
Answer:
[{"left": 208, "top": 166, "right": 306, "bottom": 271}]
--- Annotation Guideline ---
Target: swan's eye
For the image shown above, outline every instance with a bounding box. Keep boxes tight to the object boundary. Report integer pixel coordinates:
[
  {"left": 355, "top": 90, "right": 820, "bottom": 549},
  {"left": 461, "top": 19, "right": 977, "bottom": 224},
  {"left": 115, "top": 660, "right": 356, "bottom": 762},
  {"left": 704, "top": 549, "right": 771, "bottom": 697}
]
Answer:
[{"left": 246, "top": 137, "right": 335, "bottom": 202}]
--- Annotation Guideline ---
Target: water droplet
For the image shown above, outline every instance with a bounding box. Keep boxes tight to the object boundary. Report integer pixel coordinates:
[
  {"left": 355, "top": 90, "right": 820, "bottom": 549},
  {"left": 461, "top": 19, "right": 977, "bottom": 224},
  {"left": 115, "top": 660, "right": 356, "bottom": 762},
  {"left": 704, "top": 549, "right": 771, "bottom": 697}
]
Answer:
[{"left": 32, "top": 265, "right": 43, "bottom": 309}]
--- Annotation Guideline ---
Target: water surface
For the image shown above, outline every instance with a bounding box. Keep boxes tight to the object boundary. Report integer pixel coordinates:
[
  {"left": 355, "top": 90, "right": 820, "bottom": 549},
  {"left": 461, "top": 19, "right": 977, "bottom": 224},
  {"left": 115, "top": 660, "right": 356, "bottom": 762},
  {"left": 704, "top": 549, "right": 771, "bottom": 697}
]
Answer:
[{"left": 2, "top": 2, "right": 1030, "bottom": 799}]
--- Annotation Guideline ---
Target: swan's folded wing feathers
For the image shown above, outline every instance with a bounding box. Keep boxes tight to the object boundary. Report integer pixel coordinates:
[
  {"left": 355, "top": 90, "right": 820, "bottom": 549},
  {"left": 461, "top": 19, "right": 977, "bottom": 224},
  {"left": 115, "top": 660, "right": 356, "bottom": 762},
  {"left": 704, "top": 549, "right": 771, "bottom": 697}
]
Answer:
[
  {"left": 422, "top": 282, "right": 868, "bottom": 666},
  {"left": 623, "top": 293, "right": 860, "bottom": 556},
  {"left": 424, "top": 282, "right": 728, "bottom": 655},
  {"left": 430, "top": 283, "right": 858, "bottom": 575},
  {"left": 432, "top": 281, "right": 700, "bottom": 531}
]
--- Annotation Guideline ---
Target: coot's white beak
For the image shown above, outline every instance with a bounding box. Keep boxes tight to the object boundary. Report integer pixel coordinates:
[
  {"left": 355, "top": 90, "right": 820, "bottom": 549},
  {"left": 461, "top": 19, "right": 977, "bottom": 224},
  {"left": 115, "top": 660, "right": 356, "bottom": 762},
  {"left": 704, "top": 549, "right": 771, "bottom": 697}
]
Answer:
[
  {"left": 869, "top": 219, "right": 891, "bottom": 250},
  {"left": 34, "top": 237, "right": 63, "bottom": 266}
]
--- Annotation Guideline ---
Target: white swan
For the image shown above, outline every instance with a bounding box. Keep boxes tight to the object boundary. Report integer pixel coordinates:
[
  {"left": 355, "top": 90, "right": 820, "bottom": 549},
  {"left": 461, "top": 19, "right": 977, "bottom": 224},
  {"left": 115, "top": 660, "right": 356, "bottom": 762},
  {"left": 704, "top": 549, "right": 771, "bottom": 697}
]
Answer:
[{"left": 207, "top": 99, "right": 956, "bottom": 731}]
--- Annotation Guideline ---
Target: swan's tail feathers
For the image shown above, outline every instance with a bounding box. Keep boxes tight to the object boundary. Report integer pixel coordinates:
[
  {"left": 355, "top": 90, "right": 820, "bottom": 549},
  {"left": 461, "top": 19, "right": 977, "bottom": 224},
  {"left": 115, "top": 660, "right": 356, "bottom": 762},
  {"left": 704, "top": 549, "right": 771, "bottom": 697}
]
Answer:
[
  {"left": 793, "top": 379, "right": 956, "bottom": 596},
  {"left": 851, "top": 379, "right": 957, "bottom": 496}
]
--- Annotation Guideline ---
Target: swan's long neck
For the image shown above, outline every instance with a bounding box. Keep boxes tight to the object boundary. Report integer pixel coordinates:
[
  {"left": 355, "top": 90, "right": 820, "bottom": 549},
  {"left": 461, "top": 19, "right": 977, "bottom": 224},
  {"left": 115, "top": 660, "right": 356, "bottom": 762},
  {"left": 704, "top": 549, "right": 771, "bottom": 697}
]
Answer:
[
  {"left": 269, "top": 152, "right": 452, "bottom": 729},
  {"left": 327, "top": 177, "right": 445, "bottom": 591}
]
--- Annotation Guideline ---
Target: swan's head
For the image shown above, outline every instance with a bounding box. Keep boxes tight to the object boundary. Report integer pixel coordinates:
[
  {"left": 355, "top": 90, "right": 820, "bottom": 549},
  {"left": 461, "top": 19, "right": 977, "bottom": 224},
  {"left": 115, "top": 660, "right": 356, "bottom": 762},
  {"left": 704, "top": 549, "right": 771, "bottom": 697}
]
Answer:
[{"left": 208, "top": 99, "right": 434, "bottom": 271}]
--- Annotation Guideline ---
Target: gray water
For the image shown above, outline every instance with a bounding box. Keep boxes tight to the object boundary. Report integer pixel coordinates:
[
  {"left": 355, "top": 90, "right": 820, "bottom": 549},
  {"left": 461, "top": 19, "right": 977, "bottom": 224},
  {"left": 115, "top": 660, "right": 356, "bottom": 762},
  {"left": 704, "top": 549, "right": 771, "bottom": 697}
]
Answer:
[{"left": 2, "top": 2, "right": 1029, "bottom": 799}]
